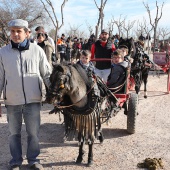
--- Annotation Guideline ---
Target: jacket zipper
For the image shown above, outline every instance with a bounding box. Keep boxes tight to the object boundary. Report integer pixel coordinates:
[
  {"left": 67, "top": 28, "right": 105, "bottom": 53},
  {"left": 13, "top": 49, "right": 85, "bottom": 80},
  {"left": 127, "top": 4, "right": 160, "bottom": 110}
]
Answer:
[{"left": 19, "top": 51, "right": 27, "bottom": 104}]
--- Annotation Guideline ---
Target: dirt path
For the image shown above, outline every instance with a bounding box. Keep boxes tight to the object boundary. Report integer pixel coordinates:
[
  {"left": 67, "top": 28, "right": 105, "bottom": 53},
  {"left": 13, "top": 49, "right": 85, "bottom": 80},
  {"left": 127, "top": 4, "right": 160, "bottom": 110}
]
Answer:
[{"left": 0, "top": 72, "right": 170, "bottom": 170}]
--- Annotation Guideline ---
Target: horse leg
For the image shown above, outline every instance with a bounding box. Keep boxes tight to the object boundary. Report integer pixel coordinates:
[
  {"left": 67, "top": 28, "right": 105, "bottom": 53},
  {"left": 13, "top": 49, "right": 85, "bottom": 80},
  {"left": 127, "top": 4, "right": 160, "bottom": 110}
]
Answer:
[
  {"left": 143, "top": 70, "right": 149, "bottom": 98},
  {"left": 135, "top": 72, "right": 142, "bottom": 95},
  {"left": 98, "top": 130, "right": 104, "bottom": 143},
  {"left": 122, "top": 101, "right": 128, "bottom": 115},
  {"left": 135, "top": 85, "right": 140, "bottom": 94},
  {"left": 98, "top": 119, "right": 104, "bottom": 143},
  {"left": 87, "top": 143, "right": 93, "bottom": 166},
  {"left": 76, "top": 133, "right": 84, "bottom": 164}
]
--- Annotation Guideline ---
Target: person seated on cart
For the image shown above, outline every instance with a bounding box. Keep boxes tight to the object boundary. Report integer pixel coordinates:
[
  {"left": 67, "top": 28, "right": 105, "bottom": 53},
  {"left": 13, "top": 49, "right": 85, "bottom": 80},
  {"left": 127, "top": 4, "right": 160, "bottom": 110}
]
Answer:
[
  {"left": 118, "top": 44, "right": 133, "bottom": 65},
  {"left": 76, "top": 50, "right": 95, "bottom": 73},
  {"left": 77, "top": 50, "right": 118, "bottom": 101},
  {"left": 107, "top": 49, "right": 129, "bottom": 93}
]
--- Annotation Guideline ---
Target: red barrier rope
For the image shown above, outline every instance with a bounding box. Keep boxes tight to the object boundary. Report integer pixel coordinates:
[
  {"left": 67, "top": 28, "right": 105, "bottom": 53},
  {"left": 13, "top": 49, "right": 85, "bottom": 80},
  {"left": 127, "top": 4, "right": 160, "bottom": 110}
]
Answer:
[{"left": 90, "top": 58, "right": 111, "bottom": 61}]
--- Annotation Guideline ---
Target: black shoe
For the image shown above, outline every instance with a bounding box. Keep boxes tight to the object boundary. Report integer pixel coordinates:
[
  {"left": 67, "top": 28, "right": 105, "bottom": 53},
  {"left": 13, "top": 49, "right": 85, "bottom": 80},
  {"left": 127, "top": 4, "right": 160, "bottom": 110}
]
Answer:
[
  {"left": 30, "top": 163, "right": 44, "bottom": 170},
  {"left": 10, "top": 165, "right": 21, "bottom": 170}
]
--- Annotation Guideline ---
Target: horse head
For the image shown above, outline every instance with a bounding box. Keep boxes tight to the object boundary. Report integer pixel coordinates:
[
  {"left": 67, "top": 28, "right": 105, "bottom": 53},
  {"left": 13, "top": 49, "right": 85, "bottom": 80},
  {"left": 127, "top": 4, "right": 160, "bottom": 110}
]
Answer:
[
  {"left": 46, "top": 63, "right": 89, "bottom": 108},
  {"left": 118, "top": 37, "right": 136, "bottom": 58},
  {"left": 46, "top": 64, "right": 72, "bottom": 105}
]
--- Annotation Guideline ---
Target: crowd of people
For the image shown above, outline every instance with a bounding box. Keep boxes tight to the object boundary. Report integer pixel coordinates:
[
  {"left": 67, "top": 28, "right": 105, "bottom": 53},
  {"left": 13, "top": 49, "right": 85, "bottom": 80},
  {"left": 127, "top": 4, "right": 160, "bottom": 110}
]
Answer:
[{"left": 0, "top": 18, "right": 132, "bottom": 170}]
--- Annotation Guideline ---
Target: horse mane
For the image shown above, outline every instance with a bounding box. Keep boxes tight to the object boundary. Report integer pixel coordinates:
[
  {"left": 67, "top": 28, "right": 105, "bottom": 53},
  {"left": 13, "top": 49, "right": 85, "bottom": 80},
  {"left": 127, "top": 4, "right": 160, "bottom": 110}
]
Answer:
[{"left": 72, "top": 63, "right": 91, "bottom": 89}]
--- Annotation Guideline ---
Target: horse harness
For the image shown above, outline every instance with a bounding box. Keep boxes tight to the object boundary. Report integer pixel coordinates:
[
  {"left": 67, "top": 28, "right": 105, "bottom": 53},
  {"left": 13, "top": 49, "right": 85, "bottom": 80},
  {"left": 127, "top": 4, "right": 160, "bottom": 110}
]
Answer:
[{"left": 48, "top": 67, "right": 114, "bottom": 144}]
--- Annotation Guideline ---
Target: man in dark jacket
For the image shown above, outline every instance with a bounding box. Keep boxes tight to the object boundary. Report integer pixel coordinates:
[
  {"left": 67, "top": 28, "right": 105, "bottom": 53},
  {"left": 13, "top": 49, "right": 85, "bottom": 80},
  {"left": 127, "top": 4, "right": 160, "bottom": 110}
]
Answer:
[{"left": 91, "top": 29, "right": 116, "bottom": 82}]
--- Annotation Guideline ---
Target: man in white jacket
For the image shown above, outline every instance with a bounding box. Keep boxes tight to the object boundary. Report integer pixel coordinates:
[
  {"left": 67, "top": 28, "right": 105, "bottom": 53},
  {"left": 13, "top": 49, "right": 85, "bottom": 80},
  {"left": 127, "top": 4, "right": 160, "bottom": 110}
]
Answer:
[{"left": 0, "top": 19, "right": 52, "bottom": 170}]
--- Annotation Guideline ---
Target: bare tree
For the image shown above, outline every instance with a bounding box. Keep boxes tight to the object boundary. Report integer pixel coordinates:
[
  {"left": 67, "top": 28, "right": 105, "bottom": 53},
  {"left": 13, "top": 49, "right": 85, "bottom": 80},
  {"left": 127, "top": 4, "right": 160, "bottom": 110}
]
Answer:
[
  {"left": 40, "top": 0, "right": 68, "bottom": 56},
  {"left": 112, "top": 15, "right": 126, "bottom": 37},
  {"left": 69, "top": 24, "right": 83, "bottom": 38},
  {"left": 136, "top": 19, "right": 145, "bottom": 35},
  {"left": 159, "top": 27, "right": 170, "bottom": 42},
  {"left": 135, "top": 18, "right": 153, "bottom": 54},
  {"left": 85, "top": 21, "right": 93, "bottom": 36},
  {"left": 93, "top": 0, "right": 108, "bottom": 38},
  {"left": 77, "top": 30, "right": 85, "bottom": 38},
  {"left": 122, "top": 20, "right": 136, "bottom": 38},
  {"left": 143, "top": 0, "right": 164, "bottom": 52},
  {"left": 107, "top": 20, "right": 114, "bottom": 37},
  {"left": 142, "top": 18, "right": 153, "bottom": 54},
  {"left": 0, "top": 0, "right": 48, "bottom": 45}
]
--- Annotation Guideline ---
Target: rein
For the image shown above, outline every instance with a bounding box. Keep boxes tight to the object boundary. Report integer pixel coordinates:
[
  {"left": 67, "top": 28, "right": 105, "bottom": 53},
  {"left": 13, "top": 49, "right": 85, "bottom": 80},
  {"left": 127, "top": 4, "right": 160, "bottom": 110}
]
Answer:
[
  {"left": 108, "top": 79, "right": 127, "bottom": 93},
  {"left": 108, "top": 68, "right": 130, "bottom": 93},
  {"left": 54, "top": 77, "right": 97, "bottom": 109}
]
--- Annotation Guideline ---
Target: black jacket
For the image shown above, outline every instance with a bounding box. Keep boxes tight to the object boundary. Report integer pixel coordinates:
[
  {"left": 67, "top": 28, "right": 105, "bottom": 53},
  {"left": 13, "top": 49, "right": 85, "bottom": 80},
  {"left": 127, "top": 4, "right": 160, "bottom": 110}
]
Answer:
[{"left": 94, "top": 40, "right": 112, "bottom": 69}]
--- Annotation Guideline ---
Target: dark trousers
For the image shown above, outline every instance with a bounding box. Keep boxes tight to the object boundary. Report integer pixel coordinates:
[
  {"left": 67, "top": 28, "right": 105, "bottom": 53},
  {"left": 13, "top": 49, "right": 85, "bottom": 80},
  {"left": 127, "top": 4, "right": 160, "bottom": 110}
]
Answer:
[{"left": 60, "top": 53, "right": 66, "bottom": 63}]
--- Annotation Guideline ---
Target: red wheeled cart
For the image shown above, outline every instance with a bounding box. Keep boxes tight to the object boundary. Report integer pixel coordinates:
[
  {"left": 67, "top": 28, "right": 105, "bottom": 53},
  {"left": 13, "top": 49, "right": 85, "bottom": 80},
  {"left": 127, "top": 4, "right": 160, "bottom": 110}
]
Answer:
[
  {"left": 153, "top": 51, "right": 170, "bottom": 93},
  {"left": 91, "top": 58, "right": 137, "bottom": 134}
]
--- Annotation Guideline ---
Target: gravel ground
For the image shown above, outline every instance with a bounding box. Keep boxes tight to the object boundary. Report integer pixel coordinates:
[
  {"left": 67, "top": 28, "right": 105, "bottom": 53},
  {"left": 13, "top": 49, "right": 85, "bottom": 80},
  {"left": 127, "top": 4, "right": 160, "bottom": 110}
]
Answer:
[{"left": 0, "top": 71, "right": 170, "bottom": 170}]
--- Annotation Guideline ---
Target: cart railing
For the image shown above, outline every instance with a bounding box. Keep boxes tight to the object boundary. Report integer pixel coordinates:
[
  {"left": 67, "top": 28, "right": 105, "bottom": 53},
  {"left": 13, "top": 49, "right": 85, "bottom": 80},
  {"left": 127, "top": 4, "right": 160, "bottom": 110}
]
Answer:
[
  {"left": 90, "top": 58, "right": 133, "bottom": 102},
  {"left": 153, "top": 51, "right": 170, "bottom": 93}
]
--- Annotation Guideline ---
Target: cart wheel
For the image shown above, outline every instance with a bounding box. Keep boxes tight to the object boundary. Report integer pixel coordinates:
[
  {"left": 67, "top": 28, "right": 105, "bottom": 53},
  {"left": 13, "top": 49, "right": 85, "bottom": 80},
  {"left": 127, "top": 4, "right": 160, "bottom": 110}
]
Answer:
[
  {"left": 127, "top": 93, "right": 138, "bottom": 134},
  {"left": 167, "top": 69, "right": 170, "bottom": 94}
]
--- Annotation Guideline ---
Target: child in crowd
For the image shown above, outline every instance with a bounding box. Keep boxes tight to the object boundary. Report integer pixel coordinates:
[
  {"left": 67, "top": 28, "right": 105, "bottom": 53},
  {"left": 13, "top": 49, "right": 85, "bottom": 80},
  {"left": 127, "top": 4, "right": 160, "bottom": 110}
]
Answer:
[
  {"left": 77, "top": 50, "right": 95, "bottom": 73},
  {"left": 118, "top": 45, "right": 133, "bottom": 64},
  {"left": 107, "top": 49, "right": 129, "bottom": 93}
]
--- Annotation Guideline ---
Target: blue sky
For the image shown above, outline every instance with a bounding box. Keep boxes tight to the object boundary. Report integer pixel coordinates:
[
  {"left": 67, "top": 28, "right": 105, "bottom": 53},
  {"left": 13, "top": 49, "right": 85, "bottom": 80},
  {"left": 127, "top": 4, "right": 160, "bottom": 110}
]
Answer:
[{"left": 50, "top": 0, "right": 170, "bottom": 37}]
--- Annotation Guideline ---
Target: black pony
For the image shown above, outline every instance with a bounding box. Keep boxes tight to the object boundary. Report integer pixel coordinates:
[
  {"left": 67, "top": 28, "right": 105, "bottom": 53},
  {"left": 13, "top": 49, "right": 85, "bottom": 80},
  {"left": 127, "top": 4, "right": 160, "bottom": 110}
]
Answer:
[
  {"left": 119, "top": 37, "right": 136, "bottom": 58},
  {"left": 119, "top": 37, "right": 152, "bottom": 98},
  {"left": 45, "top": 63, "right": 118, "bottom": 166}
]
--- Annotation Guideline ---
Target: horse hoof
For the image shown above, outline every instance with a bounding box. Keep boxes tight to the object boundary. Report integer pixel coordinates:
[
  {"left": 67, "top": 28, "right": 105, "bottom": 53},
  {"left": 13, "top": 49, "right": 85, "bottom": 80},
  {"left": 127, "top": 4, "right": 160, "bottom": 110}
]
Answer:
[
  {"left": 76, "top": 157, "right": 83, "bottom": 164},
  {"left": 144, "top": 96, "right": 147, "bottom": 99},
  {"left": 99, "top": 135, "right": 104, "bottom": 144},
  {"left": 87, "top": 160, "right": 93, "bottom": 167}
]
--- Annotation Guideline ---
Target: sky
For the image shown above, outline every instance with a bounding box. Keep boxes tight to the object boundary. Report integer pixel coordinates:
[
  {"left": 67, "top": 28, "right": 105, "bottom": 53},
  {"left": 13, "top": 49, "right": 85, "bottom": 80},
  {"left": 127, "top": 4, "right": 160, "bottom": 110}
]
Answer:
[{"left": 49, "top": 0, "right": 170, "bottom": 37}]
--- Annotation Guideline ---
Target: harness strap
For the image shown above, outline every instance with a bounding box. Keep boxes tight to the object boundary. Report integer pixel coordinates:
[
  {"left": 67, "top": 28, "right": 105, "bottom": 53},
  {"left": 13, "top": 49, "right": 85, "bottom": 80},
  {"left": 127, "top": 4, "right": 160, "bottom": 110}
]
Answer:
[
  {"left": 108, "top": 68, "right": 130, "bottom": 94},
  {"left": 55, "top": 77, "right": 97, "bottom": 109}
]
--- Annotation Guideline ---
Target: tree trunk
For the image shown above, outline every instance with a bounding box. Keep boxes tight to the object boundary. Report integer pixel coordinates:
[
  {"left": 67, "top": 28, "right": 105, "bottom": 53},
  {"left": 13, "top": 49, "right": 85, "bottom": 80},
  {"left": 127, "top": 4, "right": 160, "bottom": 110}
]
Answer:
[
  {"left": 55, "top": 29, "right": 59, "bottom": 60},
  {"left": 153, "top": 26, "right": 157, "bottom": 53},
  {"left": 95, "top": 25, "right": 99, "bottom": 40}
]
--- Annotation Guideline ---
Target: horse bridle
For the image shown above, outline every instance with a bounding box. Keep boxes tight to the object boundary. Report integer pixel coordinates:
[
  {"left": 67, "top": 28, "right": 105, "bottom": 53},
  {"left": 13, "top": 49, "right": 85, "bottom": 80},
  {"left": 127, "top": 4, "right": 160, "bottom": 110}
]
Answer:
[
  {"left": 52, "top": 76, "right": 97, "bottom": 109},
  {"left": 47, "top": 72, "right": 71, "bottom": 99}
]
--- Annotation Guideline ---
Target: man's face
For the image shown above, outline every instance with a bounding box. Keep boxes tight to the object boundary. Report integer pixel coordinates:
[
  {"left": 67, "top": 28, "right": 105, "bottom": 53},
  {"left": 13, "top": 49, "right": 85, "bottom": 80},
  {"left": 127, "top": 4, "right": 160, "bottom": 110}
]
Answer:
[
  {"left": 10, "top": 27, "right": 27, "bottom": 43},
  {"left": 100, "top": 32, "right": 109, "bottom": 41}
]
